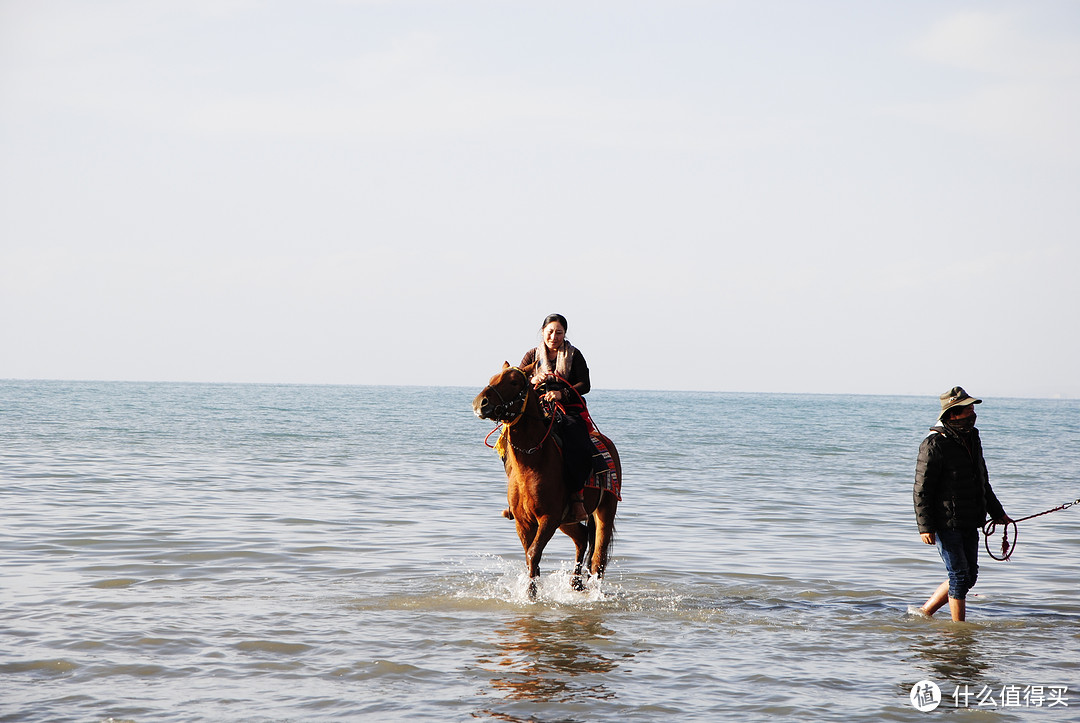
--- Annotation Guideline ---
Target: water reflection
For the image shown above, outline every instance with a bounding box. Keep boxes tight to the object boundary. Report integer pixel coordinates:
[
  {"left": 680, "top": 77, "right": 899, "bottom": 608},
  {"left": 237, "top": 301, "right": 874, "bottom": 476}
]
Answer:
[
  {"left": 913, "top": 625, "right": 993, "bottom": 683},
  {"left": 480, "top": 611, "right": 621, "bottom": 708}
]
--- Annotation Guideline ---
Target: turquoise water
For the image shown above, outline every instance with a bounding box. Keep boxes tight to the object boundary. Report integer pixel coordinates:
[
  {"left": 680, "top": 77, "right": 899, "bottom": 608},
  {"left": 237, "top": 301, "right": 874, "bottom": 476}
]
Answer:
[{"left": 2, "top": 380, "right": 1078, "bottom": 721}]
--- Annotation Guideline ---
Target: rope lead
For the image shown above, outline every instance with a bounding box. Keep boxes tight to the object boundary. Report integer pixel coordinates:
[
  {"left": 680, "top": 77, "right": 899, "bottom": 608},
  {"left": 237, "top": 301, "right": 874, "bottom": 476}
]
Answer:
[{"left": 983, "top": 497, "right": 1080, "bottom": 561}]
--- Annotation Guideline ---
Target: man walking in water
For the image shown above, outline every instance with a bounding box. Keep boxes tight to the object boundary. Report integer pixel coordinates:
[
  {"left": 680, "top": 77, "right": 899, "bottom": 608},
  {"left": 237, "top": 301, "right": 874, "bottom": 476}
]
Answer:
[{"left": 913, "top": 386, "right": 1012, "bottom": 621}]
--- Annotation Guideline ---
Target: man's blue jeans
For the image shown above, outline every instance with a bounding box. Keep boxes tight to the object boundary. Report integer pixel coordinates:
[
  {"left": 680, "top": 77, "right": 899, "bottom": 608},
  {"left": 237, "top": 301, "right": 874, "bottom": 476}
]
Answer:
[{"left": 935, "top": 528, "right": 980, "bottom": 600}]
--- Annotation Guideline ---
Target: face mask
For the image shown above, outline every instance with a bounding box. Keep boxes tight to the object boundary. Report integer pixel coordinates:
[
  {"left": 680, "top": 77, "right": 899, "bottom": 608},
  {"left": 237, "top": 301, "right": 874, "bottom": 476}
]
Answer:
[{"left": 948, "top": 412, "right": 976, "bottom": 433}]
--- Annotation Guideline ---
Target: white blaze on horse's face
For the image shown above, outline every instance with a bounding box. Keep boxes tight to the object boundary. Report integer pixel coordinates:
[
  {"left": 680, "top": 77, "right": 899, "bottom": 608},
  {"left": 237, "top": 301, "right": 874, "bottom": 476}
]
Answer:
[{"left": 543, "top": 322, "right": 565, "bottom": 353}]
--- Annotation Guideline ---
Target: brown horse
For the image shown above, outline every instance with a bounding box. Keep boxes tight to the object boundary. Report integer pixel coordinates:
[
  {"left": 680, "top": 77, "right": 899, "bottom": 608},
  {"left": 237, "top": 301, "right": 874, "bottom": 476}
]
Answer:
[{"left": 473, "top": 362, "right": 620, "bottom": 598}]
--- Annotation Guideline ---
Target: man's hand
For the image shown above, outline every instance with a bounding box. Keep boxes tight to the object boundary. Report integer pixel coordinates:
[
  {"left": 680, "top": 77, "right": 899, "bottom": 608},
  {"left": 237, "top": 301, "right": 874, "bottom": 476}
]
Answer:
[{"left": 920, "top": 532, "right": 935, "bottom": 545}]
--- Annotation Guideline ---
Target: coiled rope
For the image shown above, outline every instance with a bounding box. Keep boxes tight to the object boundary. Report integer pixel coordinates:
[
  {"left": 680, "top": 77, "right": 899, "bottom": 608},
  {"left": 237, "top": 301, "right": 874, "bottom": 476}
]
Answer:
[{"left": 983, "top": 497, "right": 1080, "bottom": 561}]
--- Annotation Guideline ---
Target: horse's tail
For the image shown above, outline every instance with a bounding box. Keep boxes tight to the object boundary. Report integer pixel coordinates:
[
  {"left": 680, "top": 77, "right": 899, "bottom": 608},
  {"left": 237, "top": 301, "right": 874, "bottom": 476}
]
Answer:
[{"left": 585, "top": 514, "right": 597, "bottom": 565}]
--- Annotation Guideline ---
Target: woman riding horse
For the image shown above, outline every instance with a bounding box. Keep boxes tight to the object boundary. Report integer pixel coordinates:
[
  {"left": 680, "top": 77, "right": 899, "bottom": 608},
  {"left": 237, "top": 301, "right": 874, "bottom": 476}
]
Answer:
[
  {"left": 473, "top": 360, "right": 620, "bottom": 596},
  {"left": 519, "top": 313, "right": 592, "bottom": 523}
]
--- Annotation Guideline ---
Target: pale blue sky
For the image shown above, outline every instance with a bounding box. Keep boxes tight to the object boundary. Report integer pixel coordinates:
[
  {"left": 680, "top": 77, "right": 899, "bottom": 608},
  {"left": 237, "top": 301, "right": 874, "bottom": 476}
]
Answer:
[{"left": 2, "top": 1, "right": 1078, "bottom": 397}]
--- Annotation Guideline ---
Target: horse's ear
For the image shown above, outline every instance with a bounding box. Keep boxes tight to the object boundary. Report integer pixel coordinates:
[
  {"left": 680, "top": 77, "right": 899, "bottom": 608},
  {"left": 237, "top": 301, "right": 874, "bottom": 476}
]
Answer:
[
  {"left": 502, "top": 361, "right": 510, "bottom": 369},
  {"left": 522, "top": 361, "right": 538, "bottom": 377}
]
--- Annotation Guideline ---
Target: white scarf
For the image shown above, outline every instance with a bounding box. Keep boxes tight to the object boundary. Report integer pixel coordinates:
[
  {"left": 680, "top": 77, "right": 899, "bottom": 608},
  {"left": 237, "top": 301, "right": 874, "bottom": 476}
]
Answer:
[{"left": 532, "top": 340, "right": 577, "bottom": 382}]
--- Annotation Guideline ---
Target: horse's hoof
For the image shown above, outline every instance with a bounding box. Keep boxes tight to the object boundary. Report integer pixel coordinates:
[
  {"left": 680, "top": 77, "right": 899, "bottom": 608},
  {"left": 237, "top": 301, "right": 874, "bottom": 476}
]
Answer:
[
  {"left": 571, "top": 575, "right": 585, "bottom": 592},
  {"left": 501, "top": 508, "right": 514, "bottom": 520}
]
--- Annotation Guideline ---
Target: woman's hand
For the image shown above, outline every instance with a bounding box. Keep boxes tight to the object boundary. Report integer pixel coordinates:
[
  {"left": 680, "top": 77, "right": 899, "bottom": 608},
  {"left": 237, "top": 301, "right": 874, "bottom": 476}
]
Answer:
[
  {"left": 543, "top": 390, "right": 563, "bottom": 403},
  {"left": 920, "top": 532, "right": 935, "bottom": 545}
]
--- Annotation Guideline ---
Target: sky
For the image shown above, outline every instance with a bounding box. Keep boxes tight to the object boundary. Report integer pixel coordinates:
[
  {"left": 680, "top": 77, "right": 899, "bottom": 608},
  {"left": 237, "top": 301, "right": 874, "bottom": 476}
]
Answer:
[{"left": 1, "top": 0, "right": 1078, "bottom": 398}]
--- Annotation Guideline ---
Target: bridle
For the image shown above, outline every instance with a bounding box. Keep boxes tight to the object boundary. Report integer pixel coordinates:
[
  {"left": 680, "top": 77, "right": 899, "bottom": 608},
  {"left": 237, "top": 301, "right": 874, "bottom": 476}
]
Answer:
[
  {"left": 481, "top": 367, "right": 556, "bottom": 455},
  {"left": 479, "top": 367, "right": 530, "bottom": 423}
]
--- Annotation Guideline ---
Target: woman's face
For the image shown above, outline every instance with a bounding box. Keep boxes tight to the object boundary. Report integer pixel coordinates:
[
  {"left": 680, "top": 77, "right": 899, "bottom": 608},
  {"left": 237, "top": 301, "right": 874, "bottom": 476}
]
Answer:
[{"left": 542, "top": 321, "right": 566, "bottom": 353}]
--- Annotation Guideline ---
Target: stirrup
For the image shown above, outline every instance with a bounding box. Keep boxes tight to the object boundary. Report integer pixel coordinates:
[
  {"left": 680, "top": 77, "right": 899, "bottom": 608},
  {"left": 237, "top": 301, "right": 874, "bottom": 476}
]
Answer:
[{"left": 564, "top": 495, "right": 588, "bottom": 524}]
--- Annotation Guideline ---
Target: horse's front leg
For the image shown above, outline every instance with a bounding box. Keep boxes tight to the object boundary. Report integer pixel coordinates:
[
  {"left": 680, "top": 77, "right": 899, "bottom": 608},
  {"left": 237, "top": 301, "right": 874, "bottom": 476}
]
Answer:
[
  {"left": 523, "top": 518, "right": 561, "bottom": 599},
  {"left": 561, "top": 521, "right": 589, "bottom": 591}
]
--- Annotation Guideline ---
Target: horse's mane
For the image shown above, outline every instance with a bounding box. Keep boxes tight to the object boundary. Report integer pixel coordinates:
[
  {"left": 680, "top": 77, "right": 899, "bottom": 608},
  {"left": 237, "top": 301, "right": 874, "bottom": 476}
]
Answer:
[{"left": 519, "top": 360, "right": 539, "bottom": 380}]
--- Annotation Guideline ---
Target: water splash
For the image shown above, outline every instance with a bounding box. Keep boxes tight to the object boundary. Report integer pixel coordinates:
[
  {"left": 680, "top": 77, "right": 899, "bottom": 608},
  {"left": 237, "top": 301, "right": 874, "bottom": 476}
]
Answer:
[{"left": 446, "top": 554, "right": 613, "bottom": 608}]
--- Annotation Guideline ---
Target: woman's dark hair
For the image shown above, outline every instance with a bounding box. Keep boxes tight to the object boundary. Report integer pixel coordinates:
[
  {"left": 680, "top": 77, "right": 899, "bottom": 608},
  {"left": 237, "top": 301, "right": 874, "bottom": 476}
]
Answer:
[{"left": 541, "top": 313, "right": 568, "bottom": 331}]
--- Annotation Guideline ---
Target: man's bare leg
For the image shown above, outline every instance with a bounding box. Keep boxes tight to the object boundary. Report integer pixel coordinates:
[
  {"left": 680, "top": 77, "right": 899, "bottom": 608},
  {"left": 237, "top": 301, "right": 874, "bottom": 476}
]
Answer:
[{"left": 920, "top": 581, "right": 950, "bottom": 616}]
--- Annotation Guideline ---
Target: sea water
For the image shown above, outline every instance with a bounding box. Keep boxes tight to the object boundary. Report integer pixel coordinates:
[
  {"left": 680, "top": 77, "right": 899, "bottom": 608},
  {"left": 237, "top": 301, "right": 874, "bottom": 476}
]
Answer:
[{"left": 1, "top": 380, "right": 1078, "bottom": 721}]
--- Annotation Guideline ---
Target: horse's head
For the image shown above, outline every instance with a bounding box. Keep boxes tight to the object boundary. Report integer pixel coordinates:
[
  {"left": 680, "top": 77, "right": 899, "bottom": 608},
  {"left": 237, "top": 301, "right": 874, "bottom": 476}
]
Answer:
[{"left": 473, "top": 362, "right": 535, "bottom": 422}]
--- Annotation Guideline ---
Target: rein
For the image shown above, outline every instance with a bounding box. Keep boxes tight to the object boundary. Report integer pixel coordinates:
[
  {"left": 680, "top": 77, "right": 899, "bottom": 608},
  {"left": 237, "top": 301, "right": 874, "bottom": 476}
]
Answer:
[{"left": 982, "top": 496, "right": 1080, "bottom": 561}]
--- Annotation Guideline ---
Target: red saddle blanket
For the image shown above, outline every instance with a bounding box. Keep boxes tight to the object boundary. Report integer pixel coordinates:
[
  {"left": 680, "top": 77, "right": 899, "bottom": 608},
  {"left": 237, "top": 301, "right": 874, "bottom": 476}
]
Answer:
[{"left": 587, "top": 433, "right": 621, "bottom": 500}]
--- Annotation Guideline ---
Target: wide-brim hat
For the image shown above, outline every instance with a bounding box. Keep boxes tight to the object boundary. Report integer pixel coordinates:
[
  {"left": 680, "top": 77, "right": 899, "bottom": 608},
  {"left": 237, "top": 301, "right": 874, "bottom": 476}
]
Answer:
[{"left": 938, "top": 386, "right": 982, "bottom": 419}]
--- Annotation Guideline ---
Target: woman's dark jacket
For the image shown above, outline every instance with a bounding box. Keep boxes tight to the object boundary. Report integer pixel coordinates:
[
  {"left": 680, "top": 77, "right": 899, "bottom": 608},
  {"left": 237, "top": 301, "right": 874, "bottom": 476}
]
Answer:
[
  {"left": 519, "top": 348, "right": 590, "bottom": 413},
  {"left": 520, "top": 347, "right": 593, "bottom": 492},
  {"left": 913, "top": 424, "right": 1006, "bottom": 534}
]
